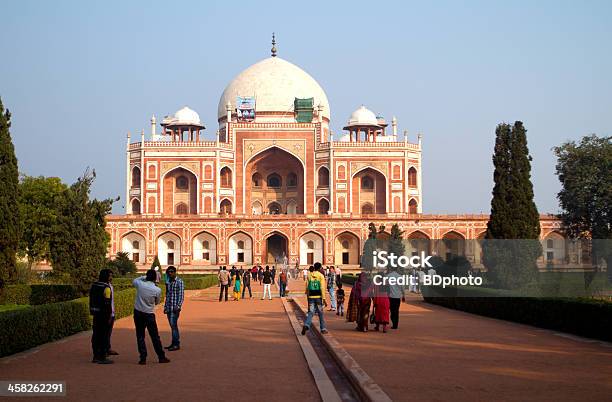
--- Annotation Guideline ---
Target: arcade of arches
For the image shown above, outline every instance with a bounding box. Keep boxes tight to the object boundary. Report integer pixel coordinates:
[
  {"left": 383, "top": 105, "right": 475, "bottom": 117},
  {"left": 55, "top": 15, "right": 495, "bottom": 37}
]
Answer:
[{"left": 116, "top": 224, "right": 582, "bottom": 271}]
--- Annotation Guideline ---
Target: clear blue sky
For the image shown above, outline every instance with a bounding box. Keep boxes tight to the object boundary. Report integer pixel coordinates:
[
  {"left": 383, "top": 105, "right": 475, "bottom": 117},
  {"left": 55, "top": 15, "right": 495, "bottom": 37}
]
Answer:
[{"left": 1, "top": 0, "right": 610, "bottom": 214}]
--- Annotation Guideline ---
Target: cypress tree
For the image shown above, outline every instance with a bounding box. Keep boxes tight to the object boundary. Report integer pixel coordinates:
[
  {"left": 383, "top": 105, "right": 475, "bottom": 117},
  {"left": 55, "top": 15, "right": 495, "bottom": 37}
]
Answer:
[
  {"left": 508, "top": 121, "right": 541, "bottom": 239},
  {"left": 485, "top": 123, "right": 513, "bottom": 239},
  {"left": 0, "top": 97, "right": 19, "bottom": 287},
  {"left": 484, "top": 122, "right": 541, "bottom": 289}
]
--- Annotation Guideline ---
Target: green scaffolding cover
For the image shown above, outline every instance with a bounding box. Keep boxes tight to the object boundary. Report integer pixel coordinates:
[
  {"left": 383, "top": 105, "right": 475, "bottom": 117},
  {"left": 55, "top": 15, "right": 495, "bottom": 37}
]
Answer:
[{"left": 294, "top": 97, "right": 314, "bottom": 123}]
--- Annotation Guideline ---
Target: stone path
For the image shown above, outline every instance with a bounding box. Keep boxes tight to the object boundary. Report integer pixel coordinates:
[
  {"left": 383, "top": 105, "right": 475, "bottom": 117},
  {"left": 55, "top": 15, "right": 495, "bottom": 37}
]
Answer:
[
  {"left": 1, "top": 277, "right": 611, "bottom": 402},
  {"left": 0, "top": 282, "right": 318, "bottom": 402},
  {"left": 321, "top": 291, "right": 612, "bottom": 402}
]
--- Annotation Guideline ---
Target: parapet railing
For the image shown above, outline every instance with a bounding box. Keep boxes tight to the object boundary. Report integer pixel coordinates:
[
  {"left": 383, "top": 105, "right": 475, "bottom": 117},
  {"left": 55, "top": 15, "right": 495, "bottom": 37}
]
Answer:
[{"left": 129, "top": 141, "right": 233, "bottom": 150}]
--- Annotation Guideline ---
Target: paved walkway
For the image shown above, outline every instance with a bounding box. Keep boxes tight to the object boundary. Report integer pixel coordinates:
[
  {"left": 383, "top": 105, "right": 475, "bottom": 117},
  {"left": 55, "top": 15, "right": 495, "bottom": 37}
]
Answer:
[
  {"left": 321, "top": 291, "right": 612, "bottom": 402},
  {"left": 1, "top": 277, "right": 611, "bottom": 401},
  {"left": 0, "top": 281, "right": 318, "bottom": 402}
]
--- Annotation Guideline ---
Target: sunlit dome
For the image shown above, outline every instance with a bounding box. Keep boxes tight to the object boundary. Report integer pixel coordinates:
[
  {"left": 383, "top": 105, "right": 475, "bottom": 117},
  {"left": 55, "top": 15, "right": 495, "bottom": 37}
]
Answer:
[
  {"left": 162, "top": 106, "right": 204, "bottom": 128},
  {"left": 345, "top": 105, "right": 380, "bottom": 128},
  {"left": 174, "top": 106, "right": 201, "bottom": 125},
  {"left": 218, "top": 57, "right": 330, "bottom": 121}
]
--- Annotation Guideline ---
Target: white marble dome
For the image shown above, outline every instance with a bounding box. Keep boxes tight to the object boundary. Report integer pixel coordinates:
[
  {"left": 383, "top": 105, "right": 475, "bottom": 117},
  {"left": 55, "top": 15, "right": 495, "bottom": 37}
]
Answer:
[
  {"left": 218, "top": 57, "right": 330, "bottom": 121},
  {"left": 347, "top": 105, "right": 380, "bottom": 127},
  {"left": 174, "top": 106, "right": 201, "bottom": 125}
]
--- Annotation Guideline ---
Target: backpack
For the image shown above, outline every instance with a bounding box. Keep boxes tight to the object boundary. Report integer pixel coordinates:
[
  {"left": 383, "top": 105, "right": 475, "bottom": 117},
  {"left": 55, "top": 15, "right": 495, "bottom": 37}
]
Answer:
[{"left": 307, "top": 276, "right": 322, "bottom": 296}]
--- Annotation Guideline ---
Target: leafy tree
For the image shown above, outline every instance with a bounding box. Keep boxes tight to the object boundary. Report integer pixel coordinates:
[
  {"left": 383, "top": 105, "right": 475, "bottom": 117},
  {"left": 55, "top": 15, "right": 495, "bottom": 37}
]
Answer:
[
  {"left": 0, "top": 97, "right": 20, "bottom": 287},
  {"left": 554, "top": 134, "right": 612, "bottom": 281},
  {"left": 388, "top": 224, "right": 406, "bottom": 271},
  {"left": 49, "top": 169, "right": 114, "bottom": 290},
  {"left": 18, "top": 176, "right": 67, "bottom": 268},
  {"left": 484, "top": 122, "right": 541, "bottom": 289},
  {"left": 361, "top": 223, "right": 379, "bottom": 271},
  {"left": 367, "top": 223, "right": 377, "bottom": 239},
  {"left": 107, "top": 251, "right": 136, "bottom": 276}
]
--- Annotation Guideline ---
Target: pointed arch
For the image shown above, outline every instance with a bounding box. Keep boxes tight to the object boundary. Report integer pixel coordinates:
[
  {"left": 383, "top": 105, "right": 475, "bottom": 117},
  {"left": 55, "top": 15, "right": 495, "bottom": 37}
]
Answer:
[
  {"left": 192, "top": 230, "right": 217, "bottom": 264},
  {"left": 160, "top": 165, "right": 199, "bottom": 215},
  {"left": 317, "top": 166, "right": 330, "bottom": 188},
  {"left": 335, "top": 231, "right": 360, "bottom": 265},
  {"left": 131, "top": 166, "right": 141, "bottom": 188},
  {"left": 300, "top": 231, "right": 324, "bottom": 265},
  {"left": 439, "top": 230, "right": 466, "bottom": 260},
  {"left": 157, "top": 231, "right": 182, "bottom": 266},
  {"left": 408, "top": 167, "right": 417, "bottom": 187},
  {"left": 408, "top": 198, "right": 418, "bottom": 214},
  {"left": 121, "top": 231, "right": 146, "bottom": 263},
  {"left": 228, "top": 231, "right": 253, "bottom": 265},
  {"left": 317, "top": 197, "right": 330, "bottom": 215}
]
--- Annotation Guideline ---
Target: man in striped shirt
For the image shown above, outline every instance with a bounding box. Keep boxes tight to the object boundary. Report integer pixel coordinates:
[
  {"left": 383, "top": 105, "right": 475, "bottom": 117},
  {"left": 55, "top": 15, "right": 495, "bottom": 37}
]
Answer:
[{"left": 164, "top": 266, "right": 184, "bottom": 351}]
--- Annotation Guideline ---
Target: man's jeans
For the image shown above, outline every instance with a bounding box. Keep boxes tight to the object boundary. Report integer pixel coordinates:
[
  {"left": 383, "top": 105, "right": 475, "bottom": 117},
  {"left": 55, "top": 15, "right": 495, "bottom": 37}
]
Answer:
[
  {"left": 133, "top": 309, "right": 165, "bottom": 360},
  {"left": 242, "top": 283, "right": 252, "bottom": 298},
  {"left": 304, "top": 298, "right": 326, "bottom": 331},
  {"left": 219, "top": 284, "right": 229, "bottom": 301},
  {"left": 166, "top": 310, "right": 180, "bottom": 346},
  {"left": 328, "top": 287, "right": 337, "bottom": 309},
  {"left": 279, "top": 282, "right": 287, "bottom": 297}
]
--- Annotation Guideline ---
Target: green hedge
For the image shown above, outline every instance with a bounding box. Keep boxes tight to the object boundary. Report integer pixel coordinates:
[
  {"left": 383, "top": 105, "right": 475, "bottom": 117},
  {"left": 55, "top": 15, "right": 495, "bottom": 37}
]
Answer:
[
  {"left": 341, "top": 274, "right": 357, "bottom": 286},
  {"left": 113, "top": 275, "right": 217, "bottom": 291},
  {"left": 0, "top": 284, "right": 83, "bottom": 305},
  {"left": 423, "top": 287, "right": 612, "bottom": 342},
  {"left": 183, "top": 275, "right": 217, "bottom": 290},
  {"left": 0, "top": 288, "right": 136, "bottom": 357},
  {"left": 0, "top": 275, "right": 218, "bottom": 357}
]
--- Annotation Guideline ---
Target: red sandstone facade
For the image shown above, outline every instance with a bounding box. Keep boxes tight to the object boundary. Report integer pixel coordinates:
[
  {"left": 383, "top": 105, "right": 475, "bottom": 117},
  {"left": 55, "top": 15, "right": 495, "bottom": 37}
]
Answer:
[{"left": 106, "top": 54, "right": 572, "bottom": 272}]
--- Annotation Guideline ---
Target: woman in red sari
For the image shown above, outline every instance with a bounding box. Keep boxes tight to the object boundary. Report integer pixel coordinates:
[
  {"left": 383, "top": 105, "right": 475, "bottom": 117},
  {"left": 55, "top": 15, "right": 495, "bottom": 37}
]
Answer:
[
  {"left": 373, "top": 283, "right": 390, "bottom": 333},
  {"left": 355, "top": 273, "right": 373, "bottom": 332}
]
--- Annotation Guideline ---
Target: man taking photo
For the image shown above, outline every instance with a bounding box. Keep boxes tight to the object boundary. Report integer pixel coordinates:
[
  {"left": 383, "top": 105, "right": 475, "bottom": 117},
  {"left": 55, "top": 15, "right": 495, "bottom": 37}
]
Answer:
[{"left": 133, "top": 269, "right": 170, "bottom": 365}]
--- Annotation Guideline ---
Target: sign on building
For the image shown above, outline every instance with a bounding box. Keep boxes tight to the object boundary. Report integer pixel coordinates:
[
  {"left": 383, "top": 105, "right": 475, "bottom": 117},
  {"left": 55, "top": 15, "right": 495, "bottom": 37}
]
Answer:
[{"left": 236, "top": 96, "right": 255, "bottom": 122}]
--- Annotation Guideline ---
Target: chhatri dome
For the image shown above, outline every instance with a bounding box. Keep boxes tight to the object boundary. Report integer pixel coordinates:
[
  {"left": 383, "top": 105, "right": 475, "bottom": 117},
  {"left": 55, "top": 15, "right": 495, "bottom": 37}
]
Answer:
[
  {"left": 345, "top": 105, "right": 380, "bottom": 128},
  {"left": 217, "top": 38, "right": 330, "bottom": 121},
  {"left": 162, "top": 106, "right": 204, "bottom": 128}
]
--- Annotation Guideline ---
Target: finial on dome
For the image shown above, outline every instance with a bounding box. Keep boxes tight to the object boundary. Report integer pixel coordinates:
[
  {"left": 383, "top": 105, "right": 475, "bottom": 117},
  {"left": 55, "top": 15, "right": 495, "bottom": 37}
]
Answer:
[{"left": 271, "top": 32, "right": 277, "bottom": 57}]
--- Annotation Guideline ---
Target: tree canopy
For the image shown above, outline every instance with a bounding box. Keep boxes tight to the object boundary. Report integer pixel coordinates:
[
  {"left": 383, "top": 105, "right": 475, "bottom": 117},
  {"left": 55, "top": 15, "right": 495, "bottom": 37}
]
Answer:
[
  {"left": 49, "top": 169, "right": 114, "bottom": 290},
  {"left": 554, "top": 134, "right": 612, "bottom": 281},
  {"left": 18, "top": 175, "right": 67, "bottom": 267}
]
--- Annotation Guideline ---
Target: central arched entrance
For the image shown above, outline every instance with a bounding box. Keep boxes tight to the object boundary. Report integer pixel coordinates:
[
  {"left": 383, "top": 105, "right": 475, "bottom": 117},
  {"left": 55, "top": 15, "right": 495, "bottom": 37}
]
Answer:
[
  {"left": 265, "top": 232, "right": 288, "bottom": 264},
  {"left": 245, "top": 147, "right": 305, "bottom": 215}
]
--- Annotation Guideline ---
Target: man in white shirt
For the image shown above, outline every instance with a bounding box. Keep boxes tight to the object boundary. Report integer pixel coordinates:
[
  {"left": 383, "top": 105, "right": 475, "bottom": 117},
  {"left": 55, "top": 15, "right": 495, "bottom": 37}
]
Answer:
[
  {"left": 387, "top": 269, "right": 405, "bottom": 329},
  {"left": 133, "top": 270, "right": 170, "bottom": 365}
]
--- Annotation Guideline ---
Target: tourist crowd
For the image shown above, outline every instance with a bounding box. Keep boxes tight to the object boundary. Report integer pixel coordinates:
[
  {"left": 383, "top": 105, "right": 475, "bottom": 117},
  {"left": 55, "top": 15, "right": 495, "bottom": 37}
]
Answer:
[{"left": 88, "top": 260, "right": 413, "bottom": 366}]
